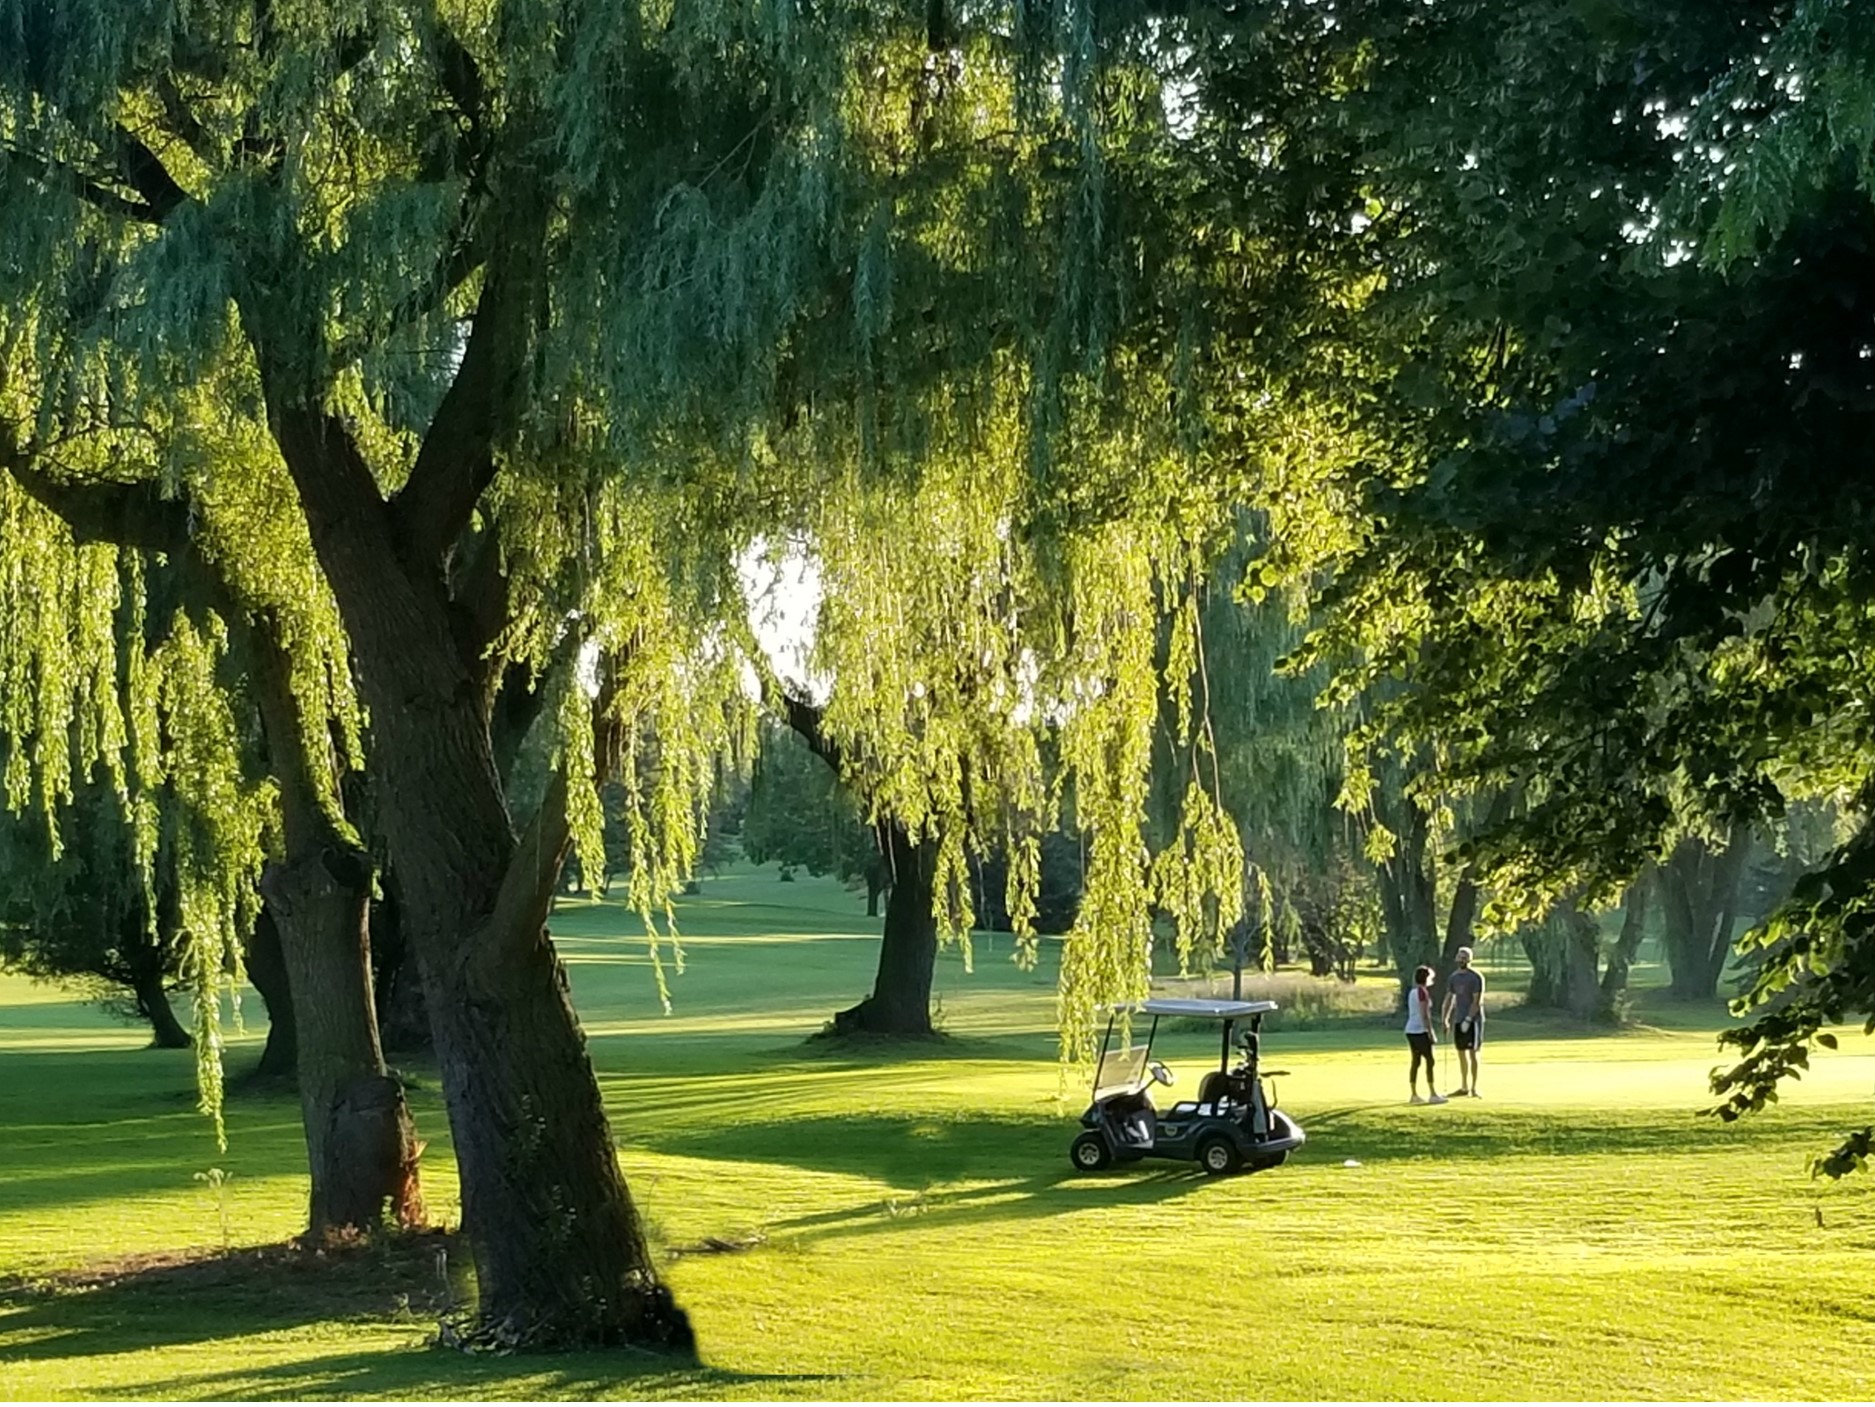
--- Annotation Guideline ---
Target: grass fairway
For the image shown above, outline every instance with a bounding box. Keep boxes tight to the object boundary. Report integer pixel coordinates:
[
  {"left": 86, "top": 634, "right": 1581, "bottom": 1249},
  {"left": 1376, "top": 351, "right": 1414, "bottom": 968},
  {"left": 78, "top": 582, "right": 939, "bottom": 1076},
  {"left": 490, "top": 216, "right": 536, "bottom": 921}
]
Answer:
[{"left": 3, "top": 866, "right": 1874, "bottom": 1401}]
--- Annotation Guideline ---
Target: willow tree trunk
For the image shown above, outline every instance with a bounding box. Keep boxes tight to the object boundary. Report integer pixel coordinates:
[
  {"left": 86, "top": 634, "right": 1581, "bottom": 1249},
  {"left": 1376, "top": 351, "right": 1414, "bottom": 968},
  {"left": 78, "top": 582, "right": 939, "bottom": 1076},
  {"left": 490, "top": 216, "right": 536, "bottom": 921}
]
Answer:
[
  {"left": 371, "top": 686, "right": 677, "bottom": 1344},
  {"left": 770, "top": 694, "right": 940, "bottom": 1038},
  {"left": 1439, "top": 790, "right": 1510, "bottom": 974},
  {"left": 261, "top": 850, "right": 424, "bottom": 1235},
  {"left": 833, "top": 825, "right": 938, "bottom": 1036},
  {"left": 1372, "top": 790, "right": 1439, "bottom": 1003},
  {"left": 262, "top": 395, "right": 685, "bottom": 1349},
  {"left": 250, "top": 624, "right": 425, "bottom": 1239},
  {"left": 1523, "top": 900, "right": 1600, "bottom": 1017},
  {"left": 246, "top": 911, "right": 298, "bottom": 1079}
]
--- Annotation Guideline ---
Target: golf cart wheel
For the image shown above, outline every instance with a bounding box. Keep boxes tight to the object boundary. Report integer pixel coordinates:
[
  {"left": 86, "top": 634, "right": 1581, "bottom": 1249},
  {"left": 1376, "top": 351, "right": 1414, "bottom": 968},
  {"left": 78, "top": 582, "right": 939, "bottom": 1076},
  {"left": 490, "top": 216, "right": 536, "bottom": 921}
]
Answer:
[
  {"left": 1070, "top": 1132, "right": 1112, "bottom": 1172},
  {"left": 1249, "top": 1150, "right": 1289, "bottom": 1172},
  {"left": 1197, "top": 1136, "right": 1242, "bottom": 1176}
]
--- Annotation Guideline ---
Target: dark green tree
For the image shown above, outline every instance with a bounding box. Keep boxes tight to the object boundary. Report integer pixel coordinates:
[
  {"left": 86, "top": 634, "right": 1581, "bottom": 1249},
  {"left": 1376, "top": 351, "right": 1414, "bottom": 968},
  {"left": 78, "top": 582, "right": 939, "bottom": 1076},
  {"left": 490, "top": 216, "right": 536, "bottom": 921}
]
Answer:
[
  {"left": 1237, "top": 1, "right": 1875, "bottom": 1165},
  {"left": 0, "top": 780, "right": 190, "bottom": 1047},
  {"left": 742, "top": 719, "right": 888, "bottom": 913}
]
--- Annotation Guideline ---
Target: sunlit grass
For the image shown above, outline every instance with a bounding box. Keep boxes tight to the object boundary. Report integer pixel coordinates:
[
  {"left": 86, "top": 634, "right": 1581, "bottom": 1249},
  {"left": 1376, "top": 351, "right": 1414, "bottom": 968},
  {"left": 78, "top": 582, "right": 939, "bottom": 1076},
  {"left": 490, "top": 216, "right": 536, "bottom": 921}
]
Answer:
[{"left": 3, "top": 866, "right": 1873, "bottom": 1400}]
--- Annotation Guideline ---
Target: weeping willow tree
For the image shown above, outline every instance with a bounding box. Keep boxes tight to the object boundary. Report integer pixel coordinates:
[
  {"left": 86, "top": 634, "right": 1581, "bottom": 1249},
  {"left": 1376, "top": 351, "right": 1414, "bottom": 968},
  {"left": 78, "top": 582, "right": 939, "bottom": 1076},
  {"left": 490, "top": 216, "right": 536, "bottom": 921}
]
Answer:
[
  {"left": 0, "top": 0, "right": 1275, "bottom": 1345},
  {"left": 0, "top": 374, "right": 430, "bottom": 1236}
]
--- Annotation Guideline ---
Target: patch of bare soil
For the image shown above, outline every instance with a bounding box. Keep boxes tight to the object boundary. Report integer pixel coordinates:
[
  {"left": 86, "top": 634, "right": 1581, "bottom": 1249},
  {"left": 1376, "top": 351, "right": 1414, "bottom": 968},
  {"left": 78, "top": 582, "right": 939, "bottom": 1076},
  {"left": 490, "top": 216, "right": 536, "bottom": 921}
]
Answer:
[{"left": 0, "top": 1227, "right": 469, "bottom": 1322}]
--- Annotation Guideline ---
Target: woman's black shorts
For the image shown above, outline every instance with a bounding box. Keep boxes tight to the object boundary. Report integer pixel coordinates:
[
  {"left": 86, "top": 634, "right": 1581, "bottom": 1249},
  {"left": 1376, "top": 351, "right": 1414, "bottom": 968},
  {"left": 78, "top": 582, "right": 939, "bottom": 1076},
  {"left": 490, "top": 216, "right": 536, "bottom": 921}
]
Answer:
[{"left": 1406, "top": 1031, "right": 1435, "bottom": 1059}]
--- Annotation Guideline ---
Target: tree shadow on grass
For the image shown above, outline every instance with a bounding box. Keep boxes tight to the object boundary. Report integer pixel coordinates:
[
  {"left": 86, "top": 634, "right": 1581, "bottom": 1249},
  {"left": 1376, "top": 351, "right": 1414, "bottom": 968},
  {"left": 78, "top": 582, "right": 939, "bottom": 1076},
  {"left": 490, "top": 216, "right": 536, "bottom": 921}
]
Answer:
[
  {"left": 644, "top": 1100, "right": 1871, "bottom": 1237},
  {"left": 656, "top": 1104, "right": 1781, "bottom": 1181},
  {"left": 748, "top": 1162, "right": 1216, "bottom": 1248},
  {"left": 0, "top": 1232, "right": 832, "bottom": 1399},
  {"left": 108, "top": 1351, "right": 831, "bottom": 1402}
]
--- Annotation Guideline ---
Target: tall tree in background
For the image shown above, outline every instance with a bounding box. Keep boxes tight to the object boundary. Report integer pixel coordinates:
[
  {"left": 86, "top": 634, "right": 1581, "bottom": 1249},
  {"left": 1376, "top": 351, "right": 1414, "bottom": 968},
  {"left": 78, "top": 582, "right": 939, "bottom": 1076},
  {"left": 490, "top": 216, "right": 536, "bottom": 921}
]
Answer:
[
  {"left": 763, "top": 695, "right": 942, "bottom": 1036},
  {"left": 1657, "top": 828, "right": 1751, "bottom": 1002},
  {"left": 741, "top": 718, "right": 888, "bottom": 914},
  {"left": 0, "top": 780, "right": 191, "bottom": 1047}
]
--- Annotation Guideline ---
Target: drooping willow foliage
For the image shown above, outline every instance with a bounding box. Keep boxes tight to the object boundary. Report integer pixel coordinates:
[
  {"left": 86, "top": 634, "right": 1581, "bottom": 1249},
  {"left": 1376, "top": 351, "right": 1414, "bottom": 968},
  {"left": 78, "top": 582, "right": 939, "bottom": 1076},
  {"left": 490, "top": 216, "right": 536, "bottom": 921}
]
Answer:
[
  {"left": 0, "top": 0, "right": 1283, "bottom": 1085},
  {"left": 0, "top": 311, "right": 380, "bottom": 1134},
  {"left": 0, "top": 483, "right": 273, "bottom": 1146}
]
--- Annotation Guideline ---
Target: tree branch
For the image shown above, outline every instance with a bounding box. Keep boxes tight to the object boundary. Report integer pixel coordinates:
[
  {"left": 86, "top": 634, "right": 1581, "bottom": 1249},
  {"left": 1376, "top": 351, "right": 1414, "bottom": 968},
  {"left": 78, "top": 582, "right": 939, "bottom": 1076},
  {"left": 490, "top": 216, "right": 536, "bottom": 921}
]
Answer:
[
  {"left": 735, "top": 621, "right": 844, "bottom": 772},
  {"left": 779, "top": 690, "right": 841, "bottom": 771},
  {"left": 429, "top": 12, "right": 489, "bottom": 165},
  {"left": 154, "top": 74, "right": 215, "bottom": 165},
  {"left": 1, "top": 455, "right": 192, "bottom": 556},
  {"left": 328, "top": 15, "right": 495, "bottom": 374},
  {"left": 3, "top": 146, "right": 165, "bottom": 224},
  {"left": 111, "top": 124, "right": 189, "bottom": 220},
  {"left": 480, "top": 646, "right": 631, "bottom": 970},
  {"left": 388, "top": 202, "right": 545, "bottom": 572}
]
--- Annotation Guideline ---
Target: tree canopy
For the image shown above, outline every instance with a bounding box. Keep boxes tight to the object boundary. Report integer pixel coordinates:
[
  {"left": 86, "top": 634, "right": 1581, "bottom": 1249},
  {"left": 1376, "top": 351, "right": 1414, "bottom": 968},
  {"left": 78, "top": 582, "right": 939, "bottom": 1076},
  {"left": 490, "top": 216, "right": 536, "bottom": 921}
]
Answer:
[
  {"left": 1244, "top": 0, "right": 1875, "bottom": 1172},
  {"left": 0, "top": 0, "right": 1286, "bottom": 1345}
]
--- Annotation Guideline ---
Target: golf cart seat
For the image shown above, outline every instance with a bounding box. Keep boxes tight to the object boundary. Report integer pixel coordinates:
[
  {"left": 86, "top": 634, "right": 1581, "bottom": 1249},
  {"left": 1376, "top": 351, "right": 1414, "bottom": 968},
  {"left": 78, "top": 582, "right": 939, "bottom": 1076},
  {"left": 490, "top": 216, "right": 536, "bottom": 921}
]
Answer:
[
  {"left": 1197, "top": 1069, "right": 1250, "bottom": 1107},
  {"left": 1167, "top": 1100, "right": 1231, "bottom": 1119}
]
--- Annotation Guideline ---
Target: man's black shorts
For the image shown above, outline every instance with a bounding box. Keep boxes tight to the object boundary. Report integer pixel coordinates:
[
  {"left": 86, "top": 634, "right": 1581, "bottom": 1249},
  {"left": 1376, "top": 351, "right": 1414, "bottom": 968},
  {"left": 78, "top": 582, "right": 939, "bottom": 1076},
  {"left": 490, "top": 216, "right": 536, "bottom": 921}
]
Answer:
[{"left": 1452, "top": 1020, "right": 1482, "bottom": 1052}]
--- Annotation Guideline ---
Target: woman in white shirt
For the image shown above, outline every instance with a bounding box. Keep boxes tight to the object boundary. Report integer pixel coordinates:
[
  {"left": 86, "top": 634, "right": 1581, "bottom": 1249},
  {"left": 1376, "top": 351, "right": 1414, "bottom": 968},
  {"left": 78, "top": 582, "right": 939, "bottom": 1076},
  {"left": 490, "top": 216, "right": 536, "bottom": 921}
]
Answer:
[{"left": 1404, "top": 965, "right": 1448, "bottom": 1105}]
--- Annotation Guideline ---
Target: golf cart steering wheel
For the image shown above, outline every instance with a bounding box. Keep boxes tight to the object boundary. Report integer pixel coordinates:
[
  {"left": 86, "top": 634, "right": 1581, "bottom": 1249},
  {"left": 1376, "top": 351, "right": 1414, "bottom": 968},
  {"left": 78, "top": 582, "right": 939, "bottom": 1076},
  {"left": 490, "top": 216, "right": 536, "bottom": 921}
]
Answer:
[{"left": 1149, "top": 1060, "right": 1175, "bottom": 1087}]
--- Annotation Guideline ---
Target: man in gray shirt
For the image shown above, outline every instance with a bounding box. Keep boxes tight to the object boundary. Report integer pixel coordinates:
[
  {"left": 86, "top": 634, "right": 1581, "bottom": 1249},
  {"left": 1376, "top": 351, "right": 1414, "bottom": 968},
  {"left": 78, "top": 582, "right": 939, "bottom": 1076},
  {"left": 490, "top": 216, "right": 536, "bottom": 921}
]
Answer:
[{"left": 1442, "top": 946, "right": 1486, "bottom": 1098}]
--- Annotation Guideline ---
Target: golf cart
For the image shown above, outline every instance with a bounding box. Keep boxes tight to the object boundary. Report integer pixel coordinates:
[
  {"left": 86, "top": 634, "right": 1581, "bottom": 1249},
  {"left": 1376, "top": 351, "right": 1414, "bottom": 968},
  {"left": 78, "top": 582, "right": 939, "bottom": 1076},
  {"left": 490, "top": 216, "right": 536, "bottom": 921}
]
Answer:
[{"left": 1069, "top": 998, "right": 1305, "bottom": 1176}]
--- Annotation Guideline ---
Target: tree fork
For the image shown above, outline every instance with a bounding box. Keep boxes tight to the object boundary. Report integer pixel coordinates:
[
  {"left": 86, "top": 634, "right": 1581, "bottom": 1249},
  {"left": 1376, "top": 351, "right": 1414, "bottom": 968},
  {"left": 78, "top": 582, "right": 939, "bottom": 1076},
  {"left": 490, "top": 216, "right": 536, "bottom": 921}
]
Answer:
[{"left": 253, "top": 376, "right": 685, "bottom": 1350}]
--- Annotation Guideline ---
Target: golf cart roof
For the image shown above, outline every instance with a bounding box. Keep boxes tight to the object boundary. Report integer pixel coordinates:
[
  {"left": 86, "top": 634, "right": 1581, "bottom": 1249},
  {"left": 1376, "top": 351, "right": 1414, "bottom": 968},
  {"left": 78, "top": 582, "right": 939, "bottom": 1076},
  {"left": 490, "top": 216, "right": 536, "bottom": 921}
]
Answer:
[{"left": 1124, "top": 998, "right": 1278, "bottom": 1019}]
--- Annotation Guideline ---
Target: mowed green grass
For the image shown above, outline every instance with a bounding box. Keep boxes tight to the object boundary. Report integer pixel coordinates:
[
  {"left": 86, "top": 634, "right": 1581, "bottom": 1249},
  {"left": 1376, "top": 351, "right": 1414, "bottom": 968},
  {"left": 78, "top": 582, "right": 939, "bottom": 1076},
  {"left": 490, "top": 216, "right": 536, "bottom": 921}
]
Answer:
[{"left": 3, "top": 866, "right": 1874, "bottom": 1401}]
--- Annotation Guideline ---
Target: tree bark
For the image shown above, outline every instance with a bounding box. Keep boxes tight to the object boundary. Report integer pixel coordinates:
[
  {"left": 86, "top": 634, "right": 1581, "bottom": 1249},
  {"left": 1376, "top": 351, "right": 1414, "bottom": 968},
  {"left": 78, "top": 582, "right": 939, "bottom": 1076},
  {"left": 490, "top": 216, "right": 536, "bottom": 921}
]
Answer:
[
  {"left": 763, "top": 690, "right": 941, "bottom": 1038},
  {"left": 246, "top": 909, "right": 298, "bottom": 1079},
  {"left": 256, "top": 404, "right": 683, "bottom": 1348},
  {"left": 1439, "top": 789, "right": 1512, "bottom": 972},
  {"left": 1594, "top": 874, "right": 1652, "bottom": 1023},
  {"left": 833, "top": 824, "right": 939, "bottom": 1036},
  {"left": 1372, "top": 788, "right": 1440, "bottom": 1002},
  {"left": 1561, "top": 902, "right": 1601, "bottom": 1018},
  {"left": 1660, "top": 828, "right": 1751, "bottom": 1000},
  {"left": 248, "top": 620, "right": 426, "bottom": 1239},
  {"left": 262, "top": 849, "right": 423, "bottom": 1236},
  {"left": 1523, "top": 899, "right": 1601, "bottom": 1017},
  {"left": 370, "top": 881, "right": 433, "bottom": 1056},
  {"left": 131, "top": 962, "right": 192, "bottom": 1049}
]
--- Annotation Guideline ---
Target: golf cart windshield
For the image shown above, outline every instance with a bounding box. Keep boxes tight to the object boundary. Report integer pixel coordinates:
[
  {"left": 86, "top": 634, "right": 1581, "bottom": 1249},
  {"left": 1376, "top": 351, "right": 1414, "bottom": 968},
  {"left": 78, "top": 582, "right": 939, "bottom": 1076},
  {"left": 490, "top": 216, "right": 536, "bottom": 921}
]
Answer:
[{"left": 1093, "top": 1040, "right": 1152, "bottom": 1100}]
